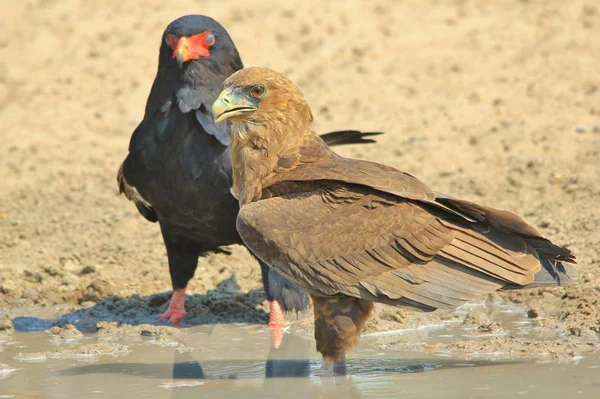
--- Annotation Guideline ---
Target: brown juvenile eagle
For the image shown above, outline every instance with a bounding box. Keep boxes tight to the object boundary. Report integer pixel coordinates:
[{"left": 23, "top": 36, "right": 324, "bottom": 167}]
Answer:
[{"left": 212, "top": 67, "right": 576, "bottom": 368}]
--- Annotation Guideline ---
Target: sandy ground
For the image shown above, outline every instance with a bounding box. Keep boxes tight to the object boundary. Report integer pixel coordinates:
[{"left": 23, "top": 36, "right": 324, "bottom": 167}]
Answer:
[{"left": 1, "top": 0, "right": 599, "bottom": 360}]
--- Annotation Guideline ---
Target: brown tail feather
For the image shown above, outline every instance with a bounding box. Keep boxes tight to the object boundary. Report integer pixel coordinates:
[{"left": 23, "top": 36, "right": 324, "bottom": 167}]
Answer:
[
  {"left": 502, "top": 258, "right": 577, "bottom": 289},
  {"left": 523, "top": 237, "right": 576, "bottom": 262},
  {"left": 436, "top": 196, "right": 576, "bottom": 263}
]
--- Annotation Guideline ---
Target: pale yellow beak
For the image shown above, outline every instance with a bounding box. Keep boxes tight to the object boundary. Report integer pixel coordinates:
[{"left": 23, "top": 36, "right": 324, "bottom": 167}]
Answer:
[{"left": 212, "top": 89, "right": 258, "bottom": 123}]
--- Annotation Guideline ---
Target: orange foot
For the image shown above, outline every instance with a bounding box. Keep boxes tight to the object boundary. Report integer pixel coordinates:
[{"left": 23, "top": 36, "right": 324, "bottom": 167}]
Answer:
[
  {"left": 159, "top": 308, "right": 187, "bottom": 326},
  {"left": 268, "top": 300, "right": 285, "bottom": 348},
  {"left": 158, "top": 288, "right": 187, "bottom": 326}
]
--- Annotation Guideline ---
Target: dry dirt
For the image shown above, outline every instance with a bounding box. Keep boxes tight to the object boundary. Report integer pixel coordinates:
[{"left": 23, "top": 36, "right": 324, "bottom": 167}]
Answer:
[{"left": 1, "top": 0, "right": 599, "bottom": 360}]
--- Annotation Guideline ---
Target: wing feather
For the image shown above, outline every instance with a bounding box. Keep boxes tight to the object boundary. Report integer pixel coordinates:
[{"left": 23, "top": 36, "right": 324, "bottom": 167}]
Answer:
[
  {"left": 116, "top": 161, "right": 157, "bottom": 223},
  {"left": 237, "top": 184, "right": 554, "bottom": 312}
]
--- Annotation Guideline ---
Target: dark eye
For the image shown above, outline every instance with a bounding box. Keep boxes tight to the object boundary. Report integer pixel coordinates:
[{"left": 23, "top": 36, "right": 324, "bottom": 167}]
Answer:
[
  {"left": 205, "top": 33, "right": 215, "bottom": 46},
  {"left": 251, "top": 86, "right": 265, "bottom": 98}
]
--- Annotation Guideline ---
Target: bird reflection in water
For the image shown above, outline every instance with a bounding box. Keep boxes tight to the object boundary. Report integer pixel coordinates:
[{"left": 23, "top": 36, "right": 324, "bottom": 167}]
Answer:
[
  {"left": 59, "top": 329, "right": 513, "bottom": 399},
  {"left": 167, "top": 331, "right": 361, "bottom": 399}
]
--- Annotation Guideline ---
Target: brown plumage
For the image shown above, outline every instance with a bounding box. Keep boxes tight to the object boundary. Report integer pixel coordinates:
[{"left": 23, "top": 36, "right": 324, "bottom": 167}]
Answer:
[{"left": 212, "top": 67, "right": 577, "bottom": 367}]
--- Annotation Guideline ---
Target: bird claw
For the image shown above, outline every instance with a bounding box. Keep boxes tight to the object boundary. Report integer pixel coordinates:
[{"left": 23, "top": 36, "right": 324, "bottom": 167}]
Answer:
[
  {"left": 159, "top": 288, "right": 187, "bottom": 326},
  {"left": 158, "top": 309, "right": 187, "bottom": 327}
]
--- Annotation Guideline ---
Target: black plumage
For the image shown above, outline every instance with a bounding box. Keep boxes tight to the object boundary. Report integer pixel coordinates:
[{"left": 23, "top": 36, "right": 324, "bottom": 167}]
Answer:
[{"left": 118, "top": 15, "right": 381, "bottom": 325}]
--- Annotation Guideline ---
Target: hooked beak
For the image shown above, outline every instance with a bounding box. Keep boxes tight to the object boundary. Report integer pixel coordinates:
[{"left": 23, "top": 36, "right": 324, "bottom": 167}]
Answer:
[
  {"left": 173, "top": 37, "right": 192, "bottom": 66},
  {"left": 212, "top": 89, "right": 258, "bottom": 123}
]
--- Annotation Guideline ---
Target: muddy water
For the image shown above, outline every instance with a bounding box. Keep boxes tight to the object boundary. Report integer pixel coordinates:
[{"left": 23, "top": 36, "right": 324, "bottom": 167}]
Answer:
[{"left": 1, "top": 305, "right": 599, "bottom": 399}]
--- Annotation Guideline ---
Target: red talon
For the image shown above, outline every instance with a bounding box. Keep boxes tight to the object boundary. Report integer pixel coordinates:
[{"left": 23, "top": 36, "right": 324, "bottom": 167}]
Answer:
[{"left": 159, "top": 288, "right": 187, "bottom": 326}]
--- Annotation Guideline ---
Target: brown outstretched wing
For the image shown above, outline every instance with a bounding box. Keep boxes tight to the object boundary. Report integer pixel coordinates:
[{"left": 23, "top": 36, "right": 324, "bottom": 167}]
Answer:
[{"left": 237, "top": 182, "right": 549, "bottom": 312}]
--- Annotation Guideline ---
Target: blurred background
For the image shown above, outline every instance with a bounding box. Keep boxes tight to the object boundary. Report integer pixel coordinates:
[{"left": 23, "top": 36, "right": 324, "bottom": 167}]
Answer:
[{"left": 1, "top": 0, "right": 599, "bottom": 336}]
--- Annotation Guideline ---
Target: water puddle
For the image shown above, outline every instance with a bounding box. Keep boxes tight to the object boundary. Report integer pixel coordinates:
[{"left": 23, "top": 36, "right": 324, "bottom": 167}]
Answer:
[{"left": 1, "top": 303, "right": 599, "bottom": 398}]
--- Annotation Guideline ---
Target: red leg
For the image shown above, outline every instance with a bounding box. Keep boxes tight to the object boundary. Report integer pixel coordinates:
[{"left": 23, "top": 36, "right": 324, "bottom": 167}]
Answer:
[
  {"left": 159, "top": 288, "right": 187, "bottom": 326},
  {"left": 268, "top": 300, "right": 285, "bottom": 328},
  {"left": 268, "top": 300, "right": 285, "bottom": 348}
]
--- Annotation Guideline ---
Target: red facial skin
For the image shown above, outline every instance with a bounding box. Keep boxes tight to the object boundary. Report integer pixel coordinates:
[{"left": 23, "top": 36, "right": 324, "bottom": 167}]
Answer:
[{"left": 167, "top": 31, "right": 215, "bottom": 63}]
